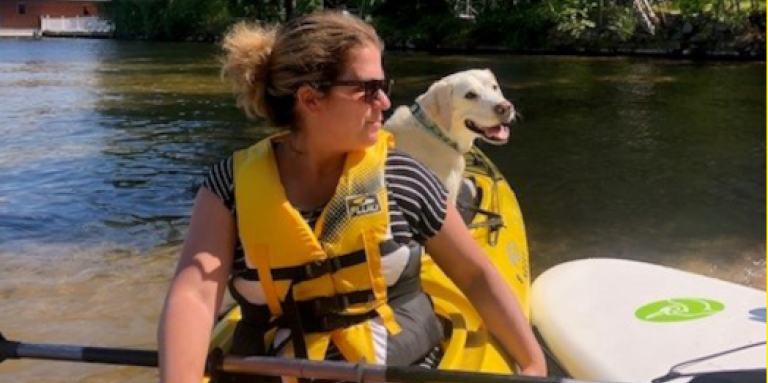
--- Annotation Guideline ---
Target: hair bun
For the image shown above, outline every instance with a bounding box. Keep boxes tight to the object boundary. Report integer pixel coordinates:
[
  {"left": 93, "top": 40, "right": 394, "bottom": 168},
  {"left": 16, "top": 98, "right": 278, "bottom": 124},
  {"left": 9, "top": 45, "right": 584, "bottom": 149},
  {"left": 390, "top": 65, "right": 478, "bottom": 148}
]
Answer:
[{"left": 221, "top": 22, "right": 277, "bottom": 120}]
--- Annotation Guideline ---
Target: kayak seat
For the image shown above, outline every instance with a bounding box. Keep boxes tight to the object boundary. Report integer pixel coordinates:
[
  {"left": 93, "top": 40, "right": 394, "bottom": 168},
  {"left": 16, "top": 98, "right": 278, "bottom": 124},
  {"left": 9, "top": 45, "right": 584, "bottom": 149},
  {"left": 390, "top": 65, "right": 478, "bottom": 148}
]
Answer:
[{"left": 457, "top": 176, "right": 481, "bottom": 225}]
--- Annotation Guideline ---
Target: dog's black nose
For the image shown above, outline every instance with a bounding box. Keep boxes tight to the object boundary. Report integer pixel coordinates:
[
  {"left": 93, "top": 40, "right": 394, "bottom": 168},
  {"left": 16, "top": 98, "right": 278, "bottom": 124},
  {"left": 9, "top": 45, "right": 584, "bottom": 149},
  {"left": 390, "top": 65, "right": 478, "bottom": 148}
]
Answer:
[{"left": 494, "top": 101, "right": 512, "bottom": 117}]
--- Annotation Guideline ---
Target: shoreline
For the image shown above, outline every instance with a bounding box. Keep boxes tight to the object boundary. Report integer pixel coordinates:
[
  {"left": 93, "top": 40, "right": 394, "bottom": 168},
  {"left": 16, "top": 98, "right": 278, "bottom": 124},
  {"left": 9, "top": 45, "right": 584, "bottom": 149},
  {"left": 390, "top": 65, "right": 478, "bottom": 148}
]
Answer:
[
  {"left": 404, "top": 45, "right": 767, "bottom": 61},
  {"left": 3, "top": 30, "right": 763, "bottom": 62}
]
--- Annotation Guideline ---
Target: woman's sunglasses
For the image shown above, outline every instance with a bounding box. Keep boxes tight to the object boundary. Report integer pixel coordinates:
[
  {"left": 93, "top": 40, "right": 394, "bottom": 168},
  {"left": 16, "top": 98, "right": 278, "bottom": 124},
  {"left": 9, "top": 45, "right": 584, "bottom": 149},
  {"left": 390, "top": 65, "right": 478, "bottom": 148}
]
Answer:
[{"left": 314, "top": 79, "right": 394, "bottom": 104}]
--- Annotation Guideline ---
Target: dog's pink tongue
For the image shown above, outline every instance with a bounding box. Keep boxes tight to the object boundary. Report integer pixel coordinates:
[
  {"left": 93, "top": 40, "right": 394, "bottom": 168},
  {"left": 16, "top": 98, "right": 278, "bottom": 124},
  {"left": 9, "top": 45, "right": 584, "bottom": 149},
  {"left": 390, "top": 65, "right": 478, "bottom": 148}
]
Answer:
[{"left": 485, "top": 125, "right": 510, "bottom": 141}]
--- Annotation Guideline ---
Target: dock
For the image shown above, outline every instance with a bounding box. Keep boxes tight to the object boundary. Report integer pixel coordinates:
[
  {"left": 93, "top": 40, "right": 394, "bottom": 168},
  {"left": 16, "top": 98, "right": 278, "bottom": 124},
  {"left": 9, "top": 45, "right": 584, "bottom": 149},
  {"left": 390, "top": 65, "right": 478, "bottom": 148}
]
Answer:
[
  {"left": 0, "top": 16, "right": 113, "bottom": 39},
  {"left": 41, "top": 16, "right": 113, "bottom": 38},
  {"left": 0, "top": 29, "right": 41, "bottom": 38}
]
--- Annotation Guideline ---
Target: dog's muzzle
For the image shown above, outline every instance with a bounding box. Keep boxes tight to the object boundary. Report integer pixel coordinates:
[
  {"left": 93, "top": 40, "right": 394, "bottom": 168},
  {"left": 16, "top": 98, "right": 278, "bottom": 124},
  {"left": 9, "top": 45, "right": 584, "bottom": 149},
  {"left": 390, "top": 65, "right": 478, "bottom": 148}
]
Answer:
[{"left": 464, "top": 100, "right": 514, "bottom": 145}]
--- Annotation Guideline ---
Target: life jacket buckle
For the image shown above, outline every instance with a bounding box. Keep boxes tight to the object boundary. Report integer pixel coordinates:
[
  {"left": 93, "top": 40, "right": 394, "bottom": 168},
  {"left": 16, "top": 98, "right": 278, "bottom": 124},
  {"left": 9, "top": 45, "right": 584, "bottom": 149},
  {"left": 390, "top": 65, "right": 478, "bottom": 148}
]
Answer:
[
  {"left": 317, "top": 314, "right": 341, "bottom": 331},
  {"left": 303, "top": 257, "right": 344, "bottom": 280},
  {"left": 337, "top": 294, "right": 351, "bottom": 309},
  {"left": 311, "top": 293, "right": 352, "bottom": 316},
  {"left": 304, "top": 260, "right": 329, "bottom": 279},
  {"left": 312, "top": 310, "right": 377, "bottom": 333}
]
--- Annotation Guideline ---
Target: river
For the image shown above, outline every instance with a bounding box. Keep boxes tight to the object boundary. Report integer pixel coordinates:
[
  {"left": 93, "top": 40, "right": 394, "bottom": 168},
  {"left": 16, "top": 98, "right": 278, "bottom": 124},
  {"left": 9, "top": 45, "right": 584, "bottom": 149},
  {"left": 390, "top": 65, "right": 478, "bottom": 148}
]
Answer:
[{"left": 0, "top": 38, "right": 764, "bottom": 382}]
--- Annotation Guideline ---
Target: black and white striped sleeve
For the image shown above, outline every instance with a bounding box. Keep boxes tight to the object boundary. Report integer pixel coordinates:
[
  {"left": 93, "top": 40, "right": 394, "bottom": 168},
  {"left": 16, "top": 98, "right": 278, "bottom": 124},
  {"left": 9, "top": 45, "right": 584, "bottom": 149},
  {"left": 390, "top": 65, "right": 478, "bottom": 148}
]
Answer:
[
  {"left": 386, "top": 151, "right": 449, "bottom": 242},
  {"left": 201, "top": 155, "right": 235, "bottom": 212}
]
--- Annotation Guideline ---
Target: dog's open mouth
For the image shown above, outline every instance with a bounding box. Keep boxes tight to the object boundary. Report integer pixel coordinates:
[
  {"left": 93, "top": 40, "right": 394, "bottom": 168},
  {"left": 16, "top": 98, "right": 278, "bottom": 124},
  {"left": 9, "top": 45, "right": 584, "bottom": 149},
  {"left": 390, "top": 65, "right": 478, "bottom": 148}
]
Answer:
[{"left": 465, "top": 119, "right": 510, "bottom": 145}]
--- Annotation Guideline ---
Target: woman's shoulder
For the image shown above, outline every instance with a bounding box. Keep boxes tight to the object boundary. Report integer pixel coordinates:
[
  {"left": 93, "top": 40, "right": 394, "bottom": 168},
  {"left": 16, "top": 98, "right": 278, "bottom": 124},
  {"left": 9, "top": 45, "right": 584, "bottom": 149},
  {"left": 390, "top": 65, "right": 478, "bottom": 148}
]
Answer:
[
  {"left": 202, "top": 155, "right": 235, "bottom": 212},
  {"left": 385, "top": 149, "right": 445, "bottom": 191},
  {"left": 386, "top": 149, "right": 432, "bottom": 175},
  {"left": 201, "top": 138, "right": 278, "bottom": 212},
  {"left": 386, "top": 148, "right": 421, "bottom": 164},
  {"left": 385, "top": 149, "right": 448, "bottom": 241}
]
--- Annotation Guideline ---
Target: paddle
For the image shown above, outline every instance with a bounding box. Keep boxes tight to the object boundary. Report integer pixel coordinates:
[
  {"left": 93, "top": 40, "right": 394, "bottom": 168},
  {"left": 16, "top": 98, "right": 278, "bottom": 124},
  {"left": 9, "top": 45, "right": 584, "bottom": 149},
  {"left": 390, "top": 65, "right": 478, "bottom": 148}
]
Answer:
[
  {"left": 0, "top": 332, "right": 595, "bottom": 383},
  {"left": 0, "top": 332, "right": 158, "bottom": 367}
]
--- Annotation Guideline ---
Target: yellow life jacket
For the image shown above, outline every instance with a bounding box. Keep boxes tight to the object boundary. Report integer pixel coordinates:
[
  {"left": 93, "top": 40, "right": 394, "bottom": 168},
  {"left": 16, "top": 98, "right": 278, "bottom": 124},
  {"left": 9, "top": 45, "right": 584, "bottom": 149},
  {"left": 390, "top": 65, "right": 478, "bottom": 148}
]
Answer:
[{"left": 233, "top": 131, "right": 409, "bottom": 365}]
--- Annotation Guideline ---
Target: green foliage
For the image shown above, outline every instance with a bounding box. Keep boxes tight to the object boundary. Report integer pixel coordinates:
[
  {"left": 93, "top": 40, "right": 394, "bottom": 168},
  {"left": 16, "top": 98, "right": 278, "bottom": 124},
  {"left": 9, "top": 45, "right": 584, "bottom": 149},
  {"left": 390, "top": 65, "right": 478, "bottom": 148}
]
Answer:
[
  {"left": 103, "top": 0, "right": 762, "bottom": 53},
  {"left": 105, "top": 0, "right": 166, "bottom": 39},
  {"left": 371, "top": 0, "right": 465, "bottom": 49},
  {"left": 605, "top": 5, "right": 637, "bottom": 41},
  {"left": 675, "top": 0, "right": 709, "bottom": 17},
  {"left": 720, "top": 9, "right": 750, "bottom": 29},
  {"left": 107, "top": 0, "right": 238, "bottom": 41},
  {"left": 472, "top": 2, "right": 554, "bottom": 49},
  {"left": 547, "top": 0, "right": 599, "bottom": 39},
  {"left": 162, "top": 0, "right": 207, "bottom": 40},
  {"left": 198, "top": 0, "right": 235, "bottom": 37},
  {"left": 248, "top": 0, "right": 286, "bottom": 22},
  {"left": 672, "top": 0, "right": 761, "bottom": 22},
  {"left": 295, "top": 0, "right": 324, "bottom": 16}
]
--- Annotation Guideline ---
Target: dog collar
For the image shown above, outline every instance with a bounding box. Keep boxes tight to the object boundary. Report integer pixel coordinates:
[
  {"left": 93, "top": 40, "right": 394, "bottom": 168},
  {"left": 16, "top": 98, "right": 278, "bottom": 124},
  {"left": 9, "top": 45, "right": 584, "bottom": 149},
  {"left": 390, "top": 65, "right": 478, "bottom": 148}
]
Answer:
[{"left": 409, "top": 103, "right": 461, "bottom": 153}]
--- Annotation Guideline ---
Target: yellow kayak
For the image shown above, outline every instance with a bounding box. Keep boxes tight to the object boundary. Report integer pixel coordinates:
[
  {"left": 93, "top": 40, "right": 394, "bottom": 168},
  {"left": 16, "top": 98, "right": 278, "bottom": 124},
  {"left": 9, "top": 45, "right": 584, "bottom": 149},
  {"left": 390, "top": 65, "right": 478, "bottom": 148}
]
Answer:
[{"left": 206, "top": 147, "right": 531, "bottom": 379}]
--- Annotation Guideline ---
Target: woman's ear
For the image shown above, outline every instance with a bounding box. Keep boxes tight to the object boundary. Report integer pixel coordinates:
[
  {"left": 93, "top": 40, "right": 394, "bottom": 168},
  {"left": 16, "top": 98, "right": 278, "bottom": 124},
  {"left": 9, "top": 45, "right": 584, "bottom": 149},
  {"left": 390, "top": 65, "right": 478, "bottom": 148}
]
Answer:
[{"left": 295, "top": 85, "right": 323, "bottom": 114}]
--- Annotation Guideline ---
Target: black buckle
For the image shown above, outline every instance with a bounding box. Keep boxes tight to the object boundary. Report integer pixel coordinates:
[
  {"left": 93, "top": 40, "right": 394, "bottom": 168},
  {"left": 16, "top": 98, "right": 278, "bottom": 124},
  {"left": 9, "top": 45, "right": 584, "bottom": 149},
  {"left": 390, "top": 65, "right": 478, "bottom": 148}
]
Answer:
[
  {"left": 302, "top": 257, "right": 343, "bottom": 280},
  {"left": 312, "top": 294, "right": 352, "bottom": 316},
  {"left": 303, "top": 260, "right": 330, "bottom": 280},
  {"left": 313, "top": 311, "right": 375, "bottom": 333},
  {"left": 317, "top": 315, "right": 346, "bottom": 332}
]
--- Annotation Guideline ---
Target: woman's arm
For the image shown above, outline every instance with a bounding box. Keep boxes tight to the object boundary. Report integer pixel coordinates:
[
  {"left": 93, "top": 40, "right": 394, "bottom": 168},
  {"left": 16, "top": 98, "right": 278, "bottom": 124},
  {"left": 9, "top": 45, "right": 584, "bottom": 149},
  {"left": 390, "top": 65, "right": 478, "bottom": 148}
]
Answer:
[
  {"left": 158, "top": 187, "right": 236, "bottom": 383},
  {"left": 425, "top": 204, "right": 547, "bottom": 376}
]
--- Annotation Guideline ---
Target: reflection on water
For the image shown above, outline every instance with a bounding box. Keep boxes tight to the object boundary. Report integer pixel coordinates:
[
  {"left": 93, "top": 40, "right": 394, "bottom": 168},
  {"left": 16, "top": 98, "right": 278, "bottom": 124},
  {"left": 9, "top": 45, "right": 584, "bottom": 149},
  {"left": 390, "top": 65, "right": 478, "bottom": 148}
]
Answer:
[
  {"left": 0, "top": 40, "right": 262, "bottom": 250},
  {"left": 0, "top": 39, "right": 764, "bottom": 382},
  {"left": 0, "top": 244, "right": 173, "bottom": 382},
  {"left": 476, "top": 57, "right": 766, "bottom": 285}
]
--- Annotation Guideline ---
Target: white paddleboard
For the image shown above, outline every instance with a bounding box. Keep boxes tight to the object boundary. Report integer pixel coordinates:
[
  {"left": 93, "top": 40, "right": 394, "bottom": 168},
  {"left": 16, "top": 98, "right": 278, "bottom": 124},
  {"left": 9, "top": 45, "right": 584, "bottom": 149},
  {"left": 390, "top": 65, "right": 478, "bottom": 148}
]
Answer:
[{"left": 532, "top": 258, "right": 766, "bottom": 383}]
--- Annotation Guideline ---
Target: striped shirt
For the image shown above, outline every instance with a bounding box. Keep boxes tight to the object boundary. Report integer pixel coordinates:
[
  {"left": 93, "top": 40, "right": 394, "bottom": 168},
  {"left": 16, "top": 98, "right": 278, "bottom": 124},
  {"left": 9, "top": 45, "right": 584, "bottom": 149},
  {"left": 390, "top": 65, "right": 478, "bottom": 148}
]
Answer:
[
  {"left": 202, "top": 148, "right": 448, "bottom": 366},
  {"left": 202, "top": 149, "right": 449, "bottom": 275}
]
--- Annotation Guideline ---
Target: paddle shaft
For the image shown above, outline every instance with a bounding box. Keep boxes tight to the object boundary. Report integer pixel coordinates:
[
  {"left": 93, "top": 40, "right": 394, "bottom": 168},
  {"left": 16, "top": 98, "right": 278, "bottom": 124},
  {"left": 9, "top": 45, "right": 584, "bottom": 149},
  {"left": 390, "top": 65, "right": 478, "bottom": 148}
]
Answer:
[
  {"left": 1, "top": 335, "right": 587, "bottom": 383},
  {"left": 220, "top": 355, "right": 582, "bottom": 383},
  {"left": 0, "top": 337, "right": 158, "bottom": 367}
]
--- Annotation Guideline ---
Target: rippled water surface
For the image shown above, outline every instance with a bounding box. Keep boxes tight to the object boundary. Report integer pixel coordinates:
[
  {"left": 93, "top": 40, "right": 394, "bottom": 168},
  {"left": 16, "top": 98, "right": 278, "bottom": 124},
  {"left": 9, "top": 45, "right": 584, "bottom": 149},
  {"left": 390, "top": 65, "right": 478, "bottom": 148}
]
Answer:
[{"left": 0, "top": 39, "right": 764, "bottom": 382}]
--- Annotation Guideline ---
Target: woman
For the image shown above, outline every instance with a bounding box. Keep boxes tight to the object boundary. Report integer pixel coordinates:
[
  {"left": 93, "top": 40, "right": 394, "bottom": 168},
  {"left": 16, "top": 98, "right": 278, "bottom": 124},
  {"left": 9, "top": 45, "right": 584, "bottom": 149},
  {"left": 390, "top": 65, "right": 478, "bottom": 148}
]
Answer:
[{"left": 158, "top": 11, "right": 546, "bottom": 383}]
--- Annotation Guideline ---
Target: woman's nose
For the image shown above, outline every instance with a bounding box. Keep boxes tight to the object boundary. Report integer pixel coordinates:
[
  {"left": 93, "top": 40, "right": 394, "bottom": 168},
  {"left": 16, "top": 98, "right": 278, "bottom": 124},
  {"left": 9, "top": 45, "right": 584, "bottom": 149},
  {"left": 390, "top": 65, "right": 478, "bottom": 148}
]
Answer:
[{"left": 374, "top": 89, "right": 391, "bottom": 111}]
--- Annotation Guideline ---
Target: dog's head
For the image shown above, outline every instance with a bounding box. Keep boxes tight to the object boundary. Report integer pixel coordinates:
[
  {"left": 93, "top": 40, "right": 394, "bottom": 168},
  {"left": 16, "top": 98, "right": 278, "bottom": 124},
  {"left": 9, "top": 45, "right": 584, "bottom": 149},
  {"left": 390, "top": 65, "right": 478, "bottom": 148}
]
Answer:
[{"left": 415, "top": 69, "right": 514, "bottom": 147}]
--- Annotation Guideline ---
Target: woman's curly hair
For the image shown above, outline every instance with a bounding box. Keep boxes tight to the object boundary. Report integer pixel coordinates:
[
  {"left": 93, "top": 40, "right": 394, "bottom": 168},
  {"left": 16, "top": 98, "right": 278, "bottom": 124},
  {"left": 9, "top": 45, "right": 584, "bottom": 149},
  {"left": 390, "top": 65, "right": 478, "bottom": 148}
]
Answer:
[{"left": 220, "top": 12, "right": 383, "bottom": 129}]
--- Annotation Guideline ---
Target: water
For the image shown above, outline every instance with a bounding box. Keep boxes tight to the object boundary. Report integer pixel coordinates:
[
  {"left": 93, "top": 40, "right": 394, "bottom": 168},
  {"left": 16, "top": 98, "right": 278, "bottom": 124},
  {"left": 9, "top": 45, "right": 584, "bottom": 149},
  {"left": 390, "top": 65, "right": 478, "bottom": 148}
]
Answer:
[{"left": 0, "top": 39, "right": 764, "bottom": 382}]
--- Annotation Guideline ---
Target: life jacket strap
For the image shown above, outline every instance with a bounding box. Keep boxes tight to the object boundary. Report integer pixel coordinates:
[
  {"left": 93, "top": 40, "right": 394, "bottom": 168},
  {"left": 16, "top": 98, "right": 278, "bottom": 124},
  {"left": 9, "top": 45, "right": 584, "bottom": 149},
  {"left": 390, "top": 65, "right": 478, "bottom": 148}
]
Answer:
[
  {"left": 282, "top": 287, "right": 309, "bottom": 359},
  {"left": 253, "top": 244, "right": 283, "bottom": 315},
  {"left": 299, "top": 277, "right": 421, "bottom": 333},
  {"left": 238, "top": 240, "right": 401, "bottom": 283}
]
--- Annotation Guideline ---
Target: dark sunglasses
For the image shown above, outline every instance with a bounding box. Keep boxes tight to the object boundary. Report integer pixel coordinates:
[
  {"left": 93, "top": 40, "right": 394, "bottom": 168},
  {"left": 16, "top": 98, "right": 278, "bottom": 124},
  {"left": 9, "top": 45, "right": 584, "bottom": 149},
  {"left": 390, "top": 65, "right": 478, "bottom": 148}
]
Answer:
[{"left": 315, "top": 79, "right": 394, "bottom": 103}]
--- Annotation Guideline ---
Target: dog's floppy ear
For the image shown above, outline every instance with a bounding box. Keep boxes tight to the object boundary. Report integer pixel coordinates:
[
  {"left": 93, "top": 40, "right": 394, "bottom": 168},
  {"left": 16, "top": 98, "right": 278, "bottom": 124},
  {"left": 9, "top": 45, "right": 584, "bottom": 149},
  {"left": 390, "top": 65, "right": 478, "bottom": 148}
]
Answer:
[{"left": 416, "top": 79, "right": 453, "bottom": 131}]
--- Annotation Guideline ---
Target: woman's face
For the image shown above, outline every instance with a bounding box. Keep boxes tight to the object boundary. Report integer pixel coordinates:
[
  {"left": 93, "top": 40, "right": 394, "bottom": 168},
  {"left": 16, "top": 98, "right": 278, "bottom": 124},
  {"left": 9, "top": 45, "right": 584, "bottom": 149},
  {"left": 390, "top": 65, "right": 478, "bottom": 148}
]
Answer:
[{"left": 310, "top": 44, "right": 391, "bottom": 153}]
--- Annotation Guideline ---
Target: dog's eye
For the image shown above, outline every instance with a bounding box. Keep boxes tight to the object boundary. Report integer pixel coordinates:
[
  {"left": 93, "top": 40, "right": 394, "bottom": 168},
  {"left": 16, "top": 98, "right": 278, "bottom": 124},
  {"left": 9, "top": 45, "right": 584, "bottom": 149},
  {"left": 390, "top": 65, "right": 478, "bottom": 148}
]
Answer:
[
  {"left": 493, "top": 85, "right": 499, "bottom": 91},
  {"left": 465, "top": 91, "right": 478, "bottom": 100}
]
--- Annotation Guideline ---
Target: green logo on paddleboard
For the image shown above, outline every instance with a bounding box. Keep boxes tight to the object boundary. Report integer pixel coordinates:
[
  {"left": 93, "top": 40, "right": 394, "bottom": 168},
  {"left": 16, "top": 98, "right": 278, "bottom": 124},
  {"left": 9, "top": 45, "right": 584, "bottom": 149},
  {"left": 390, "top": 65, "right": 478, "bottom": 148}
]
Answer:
[{"left": 635, "top": 298, "right": 725, "bottom": 323}]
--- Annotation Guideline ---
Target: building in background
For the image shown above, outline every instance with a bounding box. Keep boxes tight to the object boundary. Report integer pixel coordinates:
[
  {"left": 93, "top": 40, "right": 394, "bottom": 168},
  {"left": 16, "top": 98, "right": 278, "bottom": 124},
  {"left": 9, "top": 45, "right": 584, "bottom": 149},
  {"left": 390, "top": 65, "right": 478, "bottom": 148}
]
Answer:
[{"left": 0, "top": 0, "right": 111, "bottom": 37}]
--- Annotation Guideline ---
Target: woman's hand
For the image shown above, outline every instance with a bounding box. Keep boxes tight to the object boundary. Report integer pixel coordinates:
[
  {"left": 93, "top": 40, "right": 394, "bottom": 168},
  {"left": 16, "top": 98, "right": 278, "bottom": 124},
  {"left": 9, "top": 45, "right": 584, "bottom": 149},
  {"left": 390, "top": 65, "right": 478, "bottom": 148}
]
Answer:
[
  {"left": 425, "top": 205, "right": 547, "bottom": 377},
  {"left": 520, "top": 362, "right": 548, "bottom": 377}
]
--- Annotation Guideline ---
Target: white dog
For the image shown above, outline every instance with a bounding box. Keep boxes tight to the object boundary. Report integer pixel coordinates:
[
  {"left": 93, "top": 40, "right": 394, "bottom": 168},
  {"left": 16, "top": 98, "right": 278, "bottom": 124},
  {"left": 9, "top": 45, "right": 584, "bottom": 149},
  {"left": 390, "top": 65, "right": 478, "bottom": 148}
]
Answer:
[{"left": 384, "top": 69, "right": 515, "bottom": 204}]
